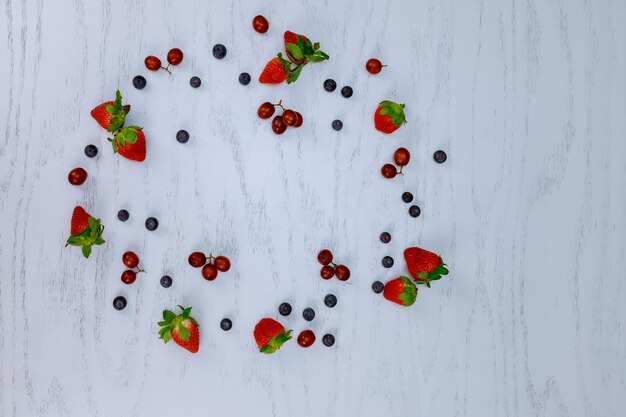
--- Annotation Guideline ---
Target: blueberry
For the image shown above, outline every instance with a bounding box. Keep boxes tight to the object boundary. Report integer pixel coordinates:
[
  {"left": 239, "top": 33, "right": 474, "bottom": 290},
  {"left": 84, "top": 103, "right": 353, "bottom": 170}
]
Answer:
[
  {"left": 238, "top": 72, "right": 251, "bottom": 85},
  {"left": 189, "top": 76, "right": 201, "bottom": 88},
  {"left": 380, "top": 232, "right": 391, "bottom": 244},
  {"left": 220, "top": 318, "right": 232, "bottom": 331},
  {"left": 145, "top": 217, "right": 159, "bottom": 231},
  {"left": 113, "top": 296, "right": 127, "bottom": 311},
  {"left": 433, "top": 150, "right": 447, "bottom": 163},
  {"left": 341, "top": 86, "right": 353, "bottom": 98},
  {"left": 212, "top": 44, "right": 227, "bottom": 59},
  {"left": 324, "top": 294, "right": 337, "bottom": 308},
  {"left": 372, "top": 281, "right": 384, "bottom": 294},
  {"left": 132, "top": 75, "right": 146, "bottom": 90},
  {"left": 322, "top": 334, "right": 335, "bottom": 347},
  {"left": 84, "top": 144, "right": 98, "bottom": 158},
  {"left": 176, "top": 129, "right": 190, "bottom": 144},
  {"left": 323, "top": 79, "right": 337, "bottom": 92},
  {"left": 303, "top": 308, "right": 315, "bottom": 321},
  {"left": 117, "top": 209, "right": 129, "bottom": 222},
  {"left": 160, "top": 275, "right": 172, "bottom": 288},
  {"left": 332, "top": 120, "right": 343, "bottom": 131},
  {"left": 409, "top": 205, "right": 421, "bottom": 218},
  {"left": 402, "top": 192, "right": 414, "bottom": 203},
  {"left": 382, "top": 256, "right": 394, "bottom": 268},
  {"left": 278, "top": 302, "right": 292, "bottom": 316}
]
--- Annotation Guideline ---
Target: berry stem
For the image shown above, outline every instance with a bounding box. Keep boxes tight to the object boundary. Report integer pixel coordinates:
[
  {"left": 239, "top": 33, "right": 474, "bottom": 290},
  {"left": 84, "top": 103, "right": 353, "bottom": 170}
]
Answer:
[
  {"left": 136, "top": 268, "right": 146, "bottom": 274},
  {"left": 272, "top": 100, "right": 285, "bottom": 111},
  {"left": 161, "top": 65, "right": 172, "bottom": 75}
]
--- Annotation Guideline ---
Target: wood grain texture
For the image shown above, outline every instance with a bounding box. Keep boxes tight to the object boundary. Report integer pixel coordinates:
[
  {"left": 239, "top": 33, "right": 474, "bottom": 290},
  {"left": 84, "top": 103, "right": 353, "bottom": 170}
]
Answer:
[{"left": 1, "top": 0, "right": 625, "bottom": 416}]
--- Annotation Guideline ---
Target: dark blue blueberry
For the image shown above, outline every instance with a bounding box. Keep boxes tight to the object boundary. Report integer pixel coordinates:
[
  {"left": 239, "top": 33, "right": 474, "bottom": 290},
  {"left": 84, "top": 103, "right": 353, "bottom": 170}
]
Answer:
[
  {"left": 382, "top": 256, "right": 394, "bottom": 268},
  {"left": 341, "top": 86, "right": 353, "bottom": 98},
  {"left": 303, "top": 308, "right": 315, "bottom": 321},
  {"left": 113, "top": 296, "right": 127, "bottom": 310},
  {"left": 332, "top": 120, "right": 343, "bottom": 131},
  {"left": 372, "top": 281, "right": 384, "bottom": 294},
  {"left": 279, "top": 302, "right": 292, "bottom": 316},
  {"left": 189, "top": 76, "right": 201, "bottom": 88},
  {"left": 433, "top": 150, "right": 447, "bottom": 163},
  {"left": 402, "top": 192, "right": 414, "bottom": 203},
  {"left": 117, "top": 209, "right": 129, "bottom": 222},
  {"left": 380, "top": 232, "right": 391, "bottom": 243},
  {"left": 84, "top": 144, "right": 98, "bottom": 158},
  {"left": 176, "top": 129, "right": 189, "bottom": 144},
  {"left": 132, "top": 75, "right": 146, "bottom": 90},
  {"left": 322, "top": 334, "right": 335, "bottom": 347},
  {"left": 238, "top": 72, "right": 251, "bottom": 85},
  {"left": 220, "top": 318, "right": 232, "bottom": 331},
  {"left": 145, "top": 217, "right": 159, "bottom": 231},
  {"left": 409, "top": 205, "right": 421, "bottom": 218},
  {"left": 324, "top": 294, "right": 337, "bottom": 308},
  {"left": 212, "top": 44, "right": 227, "bottom": 59},
  {"left": 160, "top": 275, "right": 172, "bottom": 288},
  {"left": 323, "top": 79, "right": 337, "bottom": 92}
]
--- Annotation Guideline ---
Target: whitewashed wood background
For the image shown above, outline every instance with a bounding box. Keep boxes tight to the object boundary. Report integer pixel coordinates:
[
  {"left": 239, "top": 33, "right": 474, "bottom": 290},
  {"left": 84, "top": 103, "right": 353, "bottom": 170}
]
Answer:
[{"left": 1, "top": 0, "right": 625, "bottom": 416}]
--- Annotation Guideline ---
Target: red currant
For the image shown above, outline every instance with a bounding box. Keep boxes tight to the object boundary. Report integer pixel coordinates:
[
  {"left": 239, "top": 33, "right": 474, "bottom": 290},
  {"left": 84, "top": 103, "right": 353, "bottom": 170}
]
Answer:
[
  {"left": 167, "top": 48, "right": 184, "bottom": 65},
  {"left": 334, "top": 265, "right": 351, "bottom": 281},
  {"left": 320, "top": 265, "right": 335, "bottom": 280},
  {"left": 202, "top": 264, "right": 218, "bottom": 281},
  {"left": 297, "top": 330, "right": 316, "bottom": 347},
  {"left": 381, "top": 164, "right": 397, "bottom": 179},
  {"left": 188, "top": 252, "right": 207, "bottom": 268},
  {"left": 294, "top": 112, "right": 303, "bottom": 127},
  {"left": 121, "top": 270, "right": 137, "bottom": 284},
  {"left": 68, "top": 167, "right": 87, "bottom": 186},
  {"left": 317, "top": 249, "right": 333, "bottom": 265},
  {"left": 272, "top": 116, "right": 287, "bottom": 135},
  {"left": 366, "top": 58, "right": 384, "bottom": 74},
  {"left": 257, "top": 102, "right": 275, "bottom": 119},
  {"left": 394, "top": 147, "right": 410, "bottom": 167},
  {"left": 214, "top": 256, "right": 231, "bottom": 272},
  {"left": 122, "top": 251, "right": 139, "bottom": 268},
  {"left": 252, "top": 15, "right": 269, "bottom": 34},
  {"left": 144, "top": 56, "right": 162, "bottom": 71},
  {"left": 282, "top": 110, "right": 298, "bottom": 127}
]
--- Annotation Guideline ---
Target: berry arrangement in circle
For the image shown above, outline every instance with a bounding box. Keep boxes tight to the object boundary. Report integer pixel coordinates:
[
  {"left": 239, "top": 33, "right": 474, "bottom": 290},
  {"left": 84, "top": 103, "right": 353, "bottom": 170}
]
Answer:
[{"left": 65, "top": 20, "right": 453, "bottom": 355}]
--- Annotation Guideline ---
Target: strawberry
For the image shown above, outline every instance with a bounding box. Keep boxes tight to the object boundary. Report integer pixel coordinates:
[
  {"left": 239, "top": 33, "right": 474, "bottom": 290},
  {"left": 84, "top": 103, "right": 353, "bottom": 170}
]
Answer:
[
  {"left": 65, "top": 206, "right": 105, "bottom": 258},
  {"left": 383, "top": 276, "right": 418, "bottom": 306},
  {"left": 403, "top": 247, "right": 449, "bottom": 287},
  {"left": 90, "top": 90, "right": 131, "bottom": 132},
  {"left": 253, "top": 318, "right": 292, "bottom": 354},
  {"left": 158, "top": 306, "right": 200, "bottom": 354},
  {"left": 374, "top": 101, "right": 406, "bottom": 134},
  {"left": 284, "top": 30, "right": 309, "bottom": 48},
  {"left": 109, "top": 127, "right": 146, "bottom": 162},
  {"left": 259, "top": 57, "right": 289, "bottom": 84},
  {"left": 283, "top": 31, "right": 309, "bottom": 64}
]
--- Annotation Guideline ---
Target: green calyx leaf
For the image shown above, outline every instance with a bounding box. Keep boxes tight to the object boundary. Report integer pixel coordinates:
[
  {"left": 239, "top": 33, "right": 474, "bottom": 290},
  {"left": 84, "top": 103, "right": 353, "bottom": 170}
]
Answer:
[
  {"left": 286, "top": 43, "right": 304, "bottom": 61},
  {"left": 398, "top": 276, "right": 417, "bottom": 306},
  {"left": 65, "top": 217, "right": 105, "bottom": 258},
  {"left": 105, "top": 90, "right": 128, "bottom": 132},
  {"left": 259, "top": 330, "right": 293, "bottom": 354},
  {"left": 412, "top": 260, "right": 449, "bottom": 287},
  {"left": 287, "top": 64, "right": 306, "bottom": 84},
  {"left": 379, "top": 100, "right": 406, "bottom": 126}
]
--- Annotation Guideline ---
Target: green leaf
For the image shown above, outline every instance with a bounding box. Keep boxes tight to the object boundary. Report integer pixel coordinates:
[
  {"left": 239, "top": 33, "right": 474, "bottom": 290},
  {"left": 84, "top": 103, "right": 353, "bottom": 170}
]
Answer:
[
  {"left": 286, "top": 44, "right": 303, "bottom": 60},
  {"left": 87, "top": 217, "right": 97, "bottom": 232},
  {"left": 313, "top": 42, "right": 320, "bottom": 51},
  {"left": 161, "top": 329, "right": 171, "bottom": 343},
  {"left": 94, "top": 237, "right": 105, "bottom": 245},
  {"left": 81, "top": 245, "right": 92, "bottom": 258},
  {"left": 287, "top": 64, "right": 305, "bottom": 84},
  {"left": 124, "top": 129, "right": 137, "bottom": 144},
  {"left": 177, "top": 325, "right": 190, "bottom": 341},
  {"left": 163, "top": 310, "right": 175, "bottom": 322},
  {"left": 105, "top": 104, "right": 118, "bottom": 115},
  {"left": 308, "top": 55, "right": 325, "bottom": 63},
  {"left": 157, "top": 321, "right": 168, "bottom": 327},
  {"left": 182, "top": 307, "right": 192, "bottom": 318}
]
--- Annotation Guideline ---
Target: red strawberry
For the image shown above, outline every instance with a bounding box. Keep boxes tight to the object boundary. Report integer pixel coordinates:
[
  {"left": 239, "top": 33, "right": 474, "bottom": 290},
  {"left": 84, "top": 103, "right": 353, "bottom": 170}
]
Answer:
[
  {"left": 374, "top": 101, "right": 406, "bottom": 134},
  {"left": 66, "top": 206, "right": 105, "bottom": 258},
  {"left": 404, "top": 247, "right": 449, "bottom": 287},
  {"left": 158, "top": 306, "right": 200, "bottom": 354},
  {"left": 259, "top": 57, "right": 289, "bottom": 84},
  {"left": 383, "top": 276, "right": 418, "bottom": 306},
  {"left": 110, "top": 127, "right": 146, "bottom": 162},
  {"left": 90, "top": 90, "right": 130, "bottom": 132},
  {"left": 284, "top": 30, "right": 309, "bottom": 47},
  {"left": 253, "top": 318, "right": 292, "bottom": 354}
]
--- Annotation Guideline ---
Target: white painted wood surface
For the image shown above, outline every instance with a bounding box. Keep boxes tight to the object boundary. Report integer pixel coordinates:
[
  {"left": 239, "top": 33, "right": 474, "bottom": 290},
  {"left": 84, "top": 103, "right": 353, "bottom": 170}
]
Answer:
[{"left": 1, "top": 0, "right": 625, "bottom": 416}]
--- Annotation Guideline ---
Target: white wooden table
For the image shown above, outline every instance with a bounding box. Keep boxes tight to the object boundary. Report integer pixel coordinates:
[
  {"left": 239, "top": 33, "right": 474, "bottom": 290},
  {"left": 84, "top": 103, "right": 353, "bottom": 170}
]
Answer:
[{"left": 1, "top": 1, "right": 625, "bottom": 416}]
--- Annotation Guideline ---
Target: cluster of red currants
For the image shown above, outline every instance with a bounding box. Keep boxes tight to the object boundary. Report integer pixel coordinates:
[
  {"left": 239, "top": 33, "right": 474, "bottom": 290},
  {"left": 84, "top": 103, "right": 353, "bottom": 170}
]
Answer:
[
  {"left": 188, "top": 252, "right": 231, "bottom": 281},
  {"left": 121, "top": 251, "right": 145, "bottom": 284},
  {"left": 144, "top": 48, "right": 184, "bottom": 75},
  {"left": 381, "top": 147, "right": 411, "bottom": 179},
  {"left": 257, "top": 100, "right": 303, "bottom": 135},
  {"left": 317, "top": 249, "right": 351, "bottom": 281}
]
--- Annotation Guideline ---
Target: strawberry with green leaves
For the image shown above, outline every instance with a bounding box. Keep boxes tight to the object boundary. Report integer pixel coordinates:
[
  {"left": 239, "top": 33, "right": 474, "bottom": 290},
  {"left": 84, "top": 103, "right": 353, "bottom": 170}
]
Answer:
[
  {"left": 109, "top": 127, "right": 146, "bottom": 162},
  {"left": 253, "top": 318, "right": 292, "bottom": 354},
  {"left": 65, "top": 206, "right": 105, "bottom": 258},
  {"left": 383, "top": 276, "right": 418, "bottom": 306},
  {"left": 404, "top": 247, "right": 449, "bottom": 287},
  {"left": 259, "top": 30, "right": 329, "bottom": 85},
  {"left": 158, "top": 305, "right": 200, "bottom": 354},
  {"left": 374, "top": 101, "right": 406, "bottom": 134},
  {"left": 90, "top": 90, "right": 131, "bottom": 132}
]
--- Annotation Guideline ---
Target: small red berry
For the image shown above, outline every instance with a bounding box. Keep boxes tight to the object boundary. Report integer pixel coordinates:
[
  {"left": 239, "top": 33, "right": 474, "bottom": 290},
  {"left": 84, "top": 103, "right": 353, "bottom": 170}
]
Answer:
[
  {"left": 320, "top": 265, "right": 335, "bottom": 280},
  {"left": 144, "top": 56, "right": 162, "bottom": 71},
  {"left": 334, "top": 265, "right": 351, "bottom": 281},
  {"left": 272, "top": 116, "right": 287, "bottom": 135},
  {"left": 257, "top": 102, "right": 275, "bottom": 119},
  {"left": 121, "top": 270, "right": 137, "bottom": 284},
  {"left": 202, "top": 264, "right": 218, "bottom": 280},
  {"left": 252, "top": 15, "right": 269, "bottom": 34},
  {"left": 282, "top": 109, "right": 298, "bottom": 127},
  {"left": 68, "top": 167, "right": 88, "bottom": 186},
  {"left": 366, "top": 58, "right": 384, "bottom": 74},
  {"left": 122, "top": 251, "right": 139, "bottom": 268},
  {"left": 297, "top": 330, "right": 316, "bottom": 347},
  {"left": 381, "top": 164, "right": 398, "bottom": 179},
  {"left": 167, "top": 48, "right": 184, "bottom": 65},
  {"left": 214, "top": 256, "right": 231, "bottom": 272},
  {"left": 294, "top": 112, "right": 303, "bottom": 128},
  {"left": 394, "top": 148, "right": 410, "bottom": 167},
  {"left": 317, "top": 249, "right": 333, "bottom": 265},
  {"left": 188, "top": 252, "right": 207, "bottom": 268}
]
